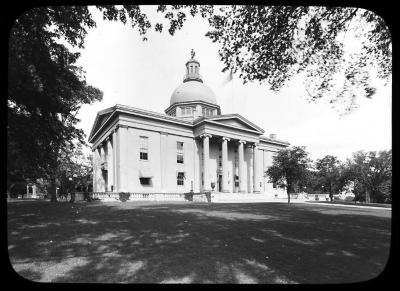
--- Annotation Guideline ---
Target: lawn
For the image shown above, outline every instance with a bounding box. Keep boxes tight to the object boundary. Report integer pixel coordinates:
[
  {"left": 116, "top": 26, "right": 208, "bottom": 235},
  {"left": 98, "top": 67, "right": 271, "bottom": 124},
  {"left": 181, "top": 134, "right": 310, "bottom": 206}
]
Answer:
[{"left": 7, "top": 200, "right": 391, "bottom": 284}]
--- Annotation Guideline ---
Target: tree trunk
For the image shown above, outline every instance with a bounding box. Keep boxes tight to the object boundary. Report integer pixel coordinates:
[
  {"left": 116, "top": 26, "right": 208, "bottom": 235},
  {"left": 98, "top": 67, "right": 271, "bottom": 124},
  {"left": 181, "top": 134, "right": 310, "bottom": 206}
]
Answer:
[
  {"left": 7, "top": 183, "right": 16, "bottom": 199},
  {"left": 69, "top": 192, "right": 75, "bottom": 203},
  {"left": 287, "top": 183, "right": 291, "bottom": 204},
  {"left": 49, "top": 176, "right": 58, "bottom": 202},
  {"left": 329, "top": 183, "right": 333, "bottom": 202}
]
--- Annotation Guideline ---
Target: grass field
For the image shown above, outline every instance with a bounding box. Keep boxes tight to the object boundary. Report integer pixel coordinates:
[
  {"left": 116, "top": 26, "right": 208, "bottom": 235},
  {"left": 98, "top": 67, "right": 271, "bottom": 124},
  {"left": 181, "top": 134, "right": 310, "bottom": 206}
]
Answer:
[{"left": 7, "top": 200, "right": 391, "bottom": 283}]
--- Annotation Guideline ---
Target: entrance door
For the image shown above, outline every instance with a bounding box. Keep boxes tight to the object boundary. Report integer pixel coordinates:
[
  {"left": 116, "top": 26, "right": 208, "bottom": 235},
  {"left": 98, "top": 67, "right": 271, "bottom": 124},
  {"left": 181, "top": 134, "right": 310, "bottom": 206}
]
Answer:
[{"left": 218, "top": 175, "right": 222, "bottom": 192}]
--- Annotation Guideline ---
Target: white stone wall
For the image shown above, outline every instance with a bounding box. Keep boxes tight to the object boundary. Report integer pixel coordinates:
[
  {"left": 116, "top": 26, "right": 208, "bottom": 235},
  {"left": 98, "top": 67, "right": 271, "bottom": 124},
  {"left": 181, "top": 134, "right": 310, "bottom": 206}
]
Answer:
[{"left": 116, "top": 127, "right": 198, "bottom": 193}]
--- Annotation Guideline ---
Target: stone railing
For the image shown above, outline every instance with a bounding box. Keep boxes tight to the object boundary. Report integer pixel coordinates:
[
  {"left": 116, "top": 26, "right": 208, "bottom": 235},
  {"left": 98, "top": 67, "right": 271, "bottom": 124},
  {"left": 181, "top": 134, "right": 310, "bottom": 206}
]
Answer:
[{"left": 89, "top": 192, "right": 211, "bottom": 202}]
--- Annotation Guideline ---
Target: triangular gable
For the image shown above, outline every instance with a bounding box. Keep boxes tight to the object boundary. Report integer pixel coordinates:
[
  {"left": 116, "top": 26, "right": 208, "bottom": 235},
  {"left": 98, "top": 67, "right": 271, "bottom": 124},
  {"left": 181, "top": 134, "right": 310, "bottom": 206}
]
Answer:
[
  {"left": 215, "top": 118, "right": 251, "bottom": 129},
  {"left": 205, "top": 115, "right": 264, "bottom": 133},
  {"left": 88, "top": 107, "right": 115, "bottom": 141}
]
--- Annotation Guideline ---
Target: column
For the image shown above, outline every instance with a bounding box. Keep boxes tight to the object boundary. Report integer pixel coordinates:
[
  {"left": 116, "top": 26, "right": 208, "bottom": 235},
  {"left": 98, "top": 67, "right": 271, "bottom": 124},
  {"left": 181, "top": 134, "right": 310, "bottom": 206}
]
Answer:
[
  {"left": 93, "top": 147, "right": 102, "bottom": 192},
  {"left": 238, "top": 140, "right": 246, "bottom": 192},
  {"left": 112, "top": 128, "right": 118, "bottom": 192},
  {"left": 99, "top": 144, "right": 105, "bottom": 192},
  {"left": 248, "top": 145, "right": 253, "bottom": 193},
  {"left": 92, "top": 149, "right": 96, "bottom": 192},
  {"left": 253, "top": 143, "right": 261, "bottom": 193},
  {"left": 221, "top": 137, "right": 230, "bottom": 192},
  {"left": 160, "top": 132, "right": 168, "bottom": 192},
  {"left": 201, "top": 134, "right": 212, "bottom": 191},
  {"left": 106, "top": 136, "right": 113, "bottom": 192},
  {"left": 118, "top": 125, "right": 129, "bottom": 192}
]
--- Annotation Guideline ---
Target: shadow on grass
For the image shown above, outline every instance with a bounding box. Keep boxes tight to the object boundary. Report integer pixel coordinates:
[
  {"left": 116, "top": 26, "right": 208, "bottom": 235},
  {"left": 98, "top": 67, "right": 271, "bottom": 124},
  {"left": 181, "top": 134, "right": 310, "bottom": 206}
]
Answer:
[{"left": 7, "top": 201, "right": 391, "bottom": 284}]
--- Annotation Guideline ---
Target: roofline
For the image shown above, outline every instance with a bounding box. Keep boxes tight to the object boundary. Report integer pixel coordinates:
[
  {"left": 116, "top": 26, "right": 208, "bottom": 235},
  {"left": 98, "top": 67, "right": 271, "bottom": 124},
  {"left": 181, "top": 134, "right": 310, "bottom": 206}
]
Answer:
[
  {"left": 260, "top": 135, "right": 290, "bottom": 146},
  {"left": 193, "top": 116, "right": 264, "bottom": 135},
  {"left": 88, "top": 106, "right": 117, "bottom": 141},
  {"left": 88, "top": 104, "right": 194, "bottom": 143},
  {"left": 206, "top": 114, "right": 265, "bottom": 133}
]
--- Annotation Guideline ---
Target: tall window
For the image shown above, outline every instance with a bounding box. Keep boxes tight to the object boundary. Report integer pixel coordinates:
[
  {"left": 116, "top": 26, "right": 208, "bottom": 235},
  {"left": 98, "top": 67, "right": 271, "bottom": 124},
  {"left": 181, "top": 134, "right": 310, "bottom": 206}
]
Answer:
[
  {"left": 177, "top": 172, "right": 185, "bottom": 185},
  {"left": 218, "top": 155, "right": 222, "bottom": 167},
  {"left": 139, "top": 136, "right": 148, "bottom": 160},
  {"left": 177, "top": 141, "right": 184, "bottom": 163}
]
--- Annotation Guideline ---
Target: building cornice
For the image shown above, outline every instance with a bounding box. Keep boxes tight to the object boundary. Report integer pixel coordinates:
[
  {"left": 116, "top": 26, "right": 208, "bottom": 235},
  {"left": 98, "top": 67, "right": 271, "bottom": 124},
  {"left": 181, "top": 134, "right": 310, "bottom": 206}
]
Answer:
[
  {"left": 89, "top": 104, "right": 194, "bottom": 143},
  {"left": 164, "top": 100, "right": 221, "bottom": 114},
  {"left": 259, "top": 135, "right": 290, "bottom": 146}
]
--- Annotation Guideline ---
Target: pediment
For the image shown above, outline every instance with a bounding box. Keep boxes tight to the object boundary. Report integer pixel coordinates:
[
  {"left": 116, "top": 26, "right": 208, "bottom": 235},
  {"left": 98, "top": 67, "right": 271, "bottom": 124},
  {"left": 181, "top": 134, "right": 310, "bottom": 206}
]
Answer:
[
  {"left": 88, "top": 107, "right": 115, "bottom": 142},
  {"left": 205, "top": 115, "right": 264, "bottom": 133},
  {"left": 215, "top": 118, "right": 251, "bottom": 129}
]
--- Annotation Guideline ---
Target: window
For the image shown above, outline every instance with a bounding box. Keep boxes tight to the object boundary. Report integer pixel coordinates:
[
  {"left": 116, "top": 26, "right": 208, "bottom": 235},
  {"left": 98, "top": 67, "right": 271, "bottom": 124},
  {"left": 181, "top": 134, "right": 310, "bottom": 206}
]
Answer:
[
  {"left": 177, "top": 172, "right": 185, "bottom": 186},
  {"left": 177, "top": 141, "right": 184, "bottom": 163},
  {"left": 218, "top": 155, "right": 222, "bottom": 167},
  {"left": 181, "top": 107, "right": 192, "bottom": 116},
  {"left": 140, "top": 136, "right": 148, "bottom": 160},
  {"left": 140, "top": 178, "right": 151, "bottom": 185}
]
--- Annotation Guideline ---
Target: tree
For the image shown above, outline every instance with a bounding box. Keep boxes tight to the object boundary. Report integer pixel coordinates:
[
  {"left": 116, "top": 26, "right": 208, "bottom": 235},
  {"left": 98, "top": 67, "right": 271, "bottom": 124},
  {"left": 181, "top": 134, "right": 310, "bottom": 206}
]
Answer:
[
  {"left": 8, "top": 6, "right": 106, "bottom": 201},
  {"left": 205, "top": 6, "right": 391, "bottom": 113},
  {"left": 315, "top": 155, "right": 342, "bottom": 201},
  {"left": 346, "top": 150, "right": 392, "bottom": 203},
  {"left": 266, "top": 146, "right": 311, "bottom": 203},
  {"left": 56, "top": 142, "right": 93, "bottom": 202}
]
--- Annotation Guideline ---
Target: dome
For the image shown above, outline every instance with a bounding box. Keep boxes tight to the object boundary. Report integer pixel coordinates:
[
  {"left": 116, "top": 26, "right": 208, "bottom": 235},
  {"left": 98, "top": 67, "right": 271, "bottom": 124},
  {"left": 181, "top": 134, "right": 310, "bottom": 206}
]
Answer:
[{"left": 170, "top": 80, "right": 217, "bottom": 105}]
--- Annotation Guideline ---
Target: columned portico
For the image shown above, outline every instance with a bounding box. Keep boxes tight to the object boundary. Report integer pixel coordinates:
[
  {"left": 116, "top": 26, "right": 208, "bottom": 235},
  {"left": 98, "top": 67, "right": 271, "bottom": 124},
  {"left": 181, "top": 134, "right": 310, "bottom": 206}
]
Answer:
[
  {"left": 201, "top": 134, "right": 212, "bottom": 191},
  {"left": 221, "top": 137, "right": 230, "bottom": 192},
  {"left": 238, "top": 140, "right": 246, "bottom": 192}
]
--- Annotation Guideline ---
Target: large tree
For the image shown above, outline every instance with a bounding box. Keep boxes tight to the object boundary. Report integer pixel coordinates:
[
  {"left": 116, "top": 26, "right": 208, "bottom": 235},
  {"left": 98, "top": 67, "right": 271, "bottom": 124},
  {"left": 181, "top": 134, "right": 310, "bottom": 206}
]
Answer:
[
  {"left": 315, "top": 155, "right": 342, "bottom": 201},
  {"left": 346, "top": 150, "right": 392, "bottom": 203},
  {"left": 7, "top": 6, "right": 105, "bottom": 201},
  {"left": 266, "top": 146, "right": 311, "bottom": 203}
]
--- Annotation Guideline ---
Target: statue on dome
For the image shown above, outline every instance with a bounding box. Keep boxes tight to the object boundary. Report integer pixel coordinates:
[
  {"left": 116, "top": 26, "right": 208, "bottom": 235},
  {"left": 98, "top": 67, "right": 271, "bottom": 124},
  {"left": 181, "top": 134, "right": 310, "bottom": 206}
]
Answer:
[{"left": 190, "top": 49, "right": 195, "bottom": 59}]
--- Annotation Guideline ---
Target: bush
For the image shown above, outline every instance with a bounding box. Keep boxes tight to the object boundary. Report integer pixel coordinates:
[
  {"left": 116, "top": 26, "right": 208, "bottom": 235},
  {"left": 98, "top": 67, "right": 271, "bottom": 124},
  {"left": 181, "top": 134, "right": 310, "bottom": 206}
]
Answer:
[
  {"left": 344, "top": 195, "right": 355, "bottom": 202},
  {"left": 184, "top": 192, "right": 193, "bottom": 201},
  {"left": 119, "top": 192, "right": 130, "bottom": 202}
]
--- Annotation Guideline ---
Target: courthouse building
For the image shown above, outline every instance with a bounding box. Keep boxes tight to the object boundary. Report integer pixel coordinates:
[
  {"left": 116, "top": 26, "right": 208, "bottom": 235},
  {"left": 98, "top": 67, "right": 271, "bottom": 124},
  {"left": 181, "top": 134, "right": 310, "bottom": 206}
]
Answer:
[{"left": 89, "top": 51, "right": 289, "bottom": 197}]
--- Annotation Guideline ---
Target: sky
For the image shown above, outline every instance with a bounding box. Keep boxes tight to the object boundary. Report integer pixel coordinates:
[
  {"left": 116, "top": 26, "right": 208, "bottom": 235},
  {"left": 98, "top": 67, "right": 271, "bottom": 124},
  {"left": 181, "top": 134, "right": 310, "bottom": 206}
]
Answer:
[{"left": 75, "top": 6, "right": 391, "bottom": 162}]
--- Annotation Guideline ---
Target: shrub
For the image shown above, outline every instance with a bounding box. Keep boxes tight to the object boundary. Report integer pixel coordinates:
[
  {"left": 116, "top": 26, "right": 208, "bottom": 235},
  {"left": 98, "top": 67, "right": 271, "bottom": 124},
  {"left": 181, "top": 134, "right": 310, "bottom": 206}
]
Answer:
[
  {"left": 119, "top": 192, "right": 130, "bottom": 202},
  {"left": 184, "top": 192, "right": 193, "bottom": 201}
]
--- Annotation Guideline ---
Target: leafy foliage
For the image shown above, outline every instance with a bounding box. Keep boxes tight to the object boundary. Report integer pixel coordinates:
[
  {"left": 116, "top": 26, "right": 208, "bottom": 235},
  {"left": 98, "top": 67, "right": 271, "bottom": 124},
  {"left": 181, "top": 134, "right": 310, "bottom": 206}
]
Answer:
[
  {"left": 8, "top": 7, "right": 103, "bottom": 200},
  {"left": 57, "top": 143, "right": 93, "bottom": 197},
  {"left": 138, "top": 5, "right": 390, "bottom": 113},
  {"left": 345, "top": 150, "right": 392, "bottom": 203},
  {"left": 205, "top": 6, "right": 391, "bottom": 113},
  {"left": 315, "top": 155, "right": 342, "bottom": 200},
  {"left": 266, "top": 146, "right": 311, "bottom": 203}
]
